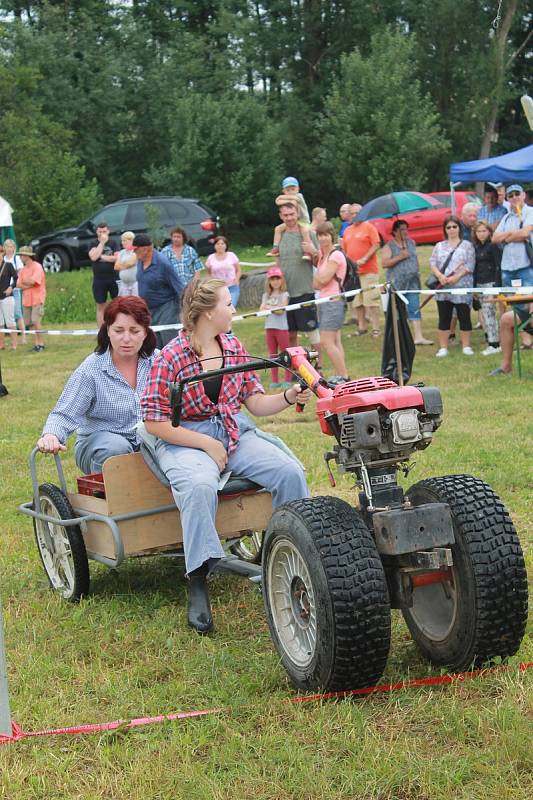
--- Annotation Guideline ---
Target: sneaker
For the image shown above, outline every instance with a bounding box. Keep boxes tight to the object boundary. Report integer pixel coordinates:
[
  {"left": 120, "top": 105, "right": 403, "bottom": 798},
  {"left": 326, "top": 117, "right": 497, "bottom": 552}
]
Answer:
[
  {"left": 462, "top": 346, "right": 474, "bottom": 356},
  {"left": 489, "top": 367, "right": 511, "bottom": 376},
  {"left": 435, "top": 348, "right": 448, "bottom": 358},
  {"left": 481, "top": 345, "right": 501, "bottom": 356},
  {"left": 266, "top": 248, "right": 280, "bottom": 257}
]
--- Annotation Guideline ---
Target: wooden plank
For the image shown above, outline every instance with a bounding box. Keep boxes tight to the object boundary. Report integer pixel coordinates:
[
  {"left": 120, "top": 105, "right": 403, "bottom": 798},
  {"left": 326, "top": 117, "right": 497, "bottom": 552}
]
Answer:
[{"left": 102, "top": 453, "right": 174, "bottom": 515}]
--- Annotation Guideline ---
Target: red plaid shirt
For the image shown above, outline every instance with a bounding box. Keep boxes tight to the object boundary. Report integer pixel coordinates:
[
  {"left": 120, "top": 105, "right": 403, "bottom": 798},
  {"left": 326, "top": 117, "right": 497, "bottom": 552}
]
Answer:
[{"left": 141, "top": 330, "right": 264, "bottom": 453}]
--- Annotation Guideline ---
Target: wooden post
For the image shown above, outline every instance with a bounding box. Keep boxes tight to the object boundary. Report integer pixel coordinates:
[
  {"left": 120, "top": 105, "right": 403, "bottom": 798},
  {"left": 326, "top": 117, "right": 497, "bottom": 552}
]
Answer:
[
  {"left": 0, "top": 597, "right": 12, "bottom": 737},
  {"left": 390, "top": 289, "right": 404, "bottom": 387}
]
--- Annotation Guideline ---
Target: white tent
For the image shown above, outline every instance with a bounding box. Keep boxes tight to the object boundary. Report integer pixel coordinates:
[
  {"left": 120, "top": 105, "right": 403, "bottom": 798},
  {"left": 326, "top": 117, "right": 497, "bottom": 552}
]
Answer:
[{"left": 0, "top": 196, "right": 13, "bottom": 228}]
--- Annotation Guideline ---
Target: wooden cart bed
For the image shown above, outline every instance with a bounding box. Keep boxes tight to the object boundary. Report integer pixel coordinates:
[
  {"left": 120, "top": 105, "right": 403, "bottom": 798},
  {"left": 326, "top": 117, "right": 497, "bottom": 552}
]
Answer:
[{"left": 68, "top": 453, "right": 272, "bottom": 560}]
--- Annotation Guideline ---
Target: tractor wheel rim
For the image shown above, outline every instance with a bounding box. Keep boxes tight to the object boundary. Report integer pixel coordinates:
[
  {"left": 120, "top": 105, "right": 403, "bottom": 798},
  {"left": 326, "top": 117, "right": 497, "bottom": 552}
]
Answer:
[
  {"left": 35, "top": 497, "right": 75, "bottom": 598},
  {"left": 267, "top": 537, "right": 317, "bottom": 667},
  {"left": 408, "top": 575, "right": 458, "bottom": 641}
]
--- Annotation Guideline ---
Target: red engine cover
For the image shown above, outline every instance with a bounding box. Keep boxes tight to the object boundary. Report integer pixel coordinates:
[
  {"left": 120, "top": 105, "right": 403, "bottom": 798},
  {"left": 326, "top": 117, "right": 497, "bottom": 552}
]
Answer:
[{"left": 316, "top": 377, "right": 425, "bottom": 435}]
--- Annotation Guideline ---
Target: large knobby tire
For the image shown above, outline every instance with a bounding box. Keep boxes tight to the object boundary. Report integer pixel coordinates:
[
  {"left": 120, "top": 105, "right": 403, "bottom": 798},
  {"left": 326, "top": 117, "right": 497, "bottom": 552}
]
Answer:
[
  {"left": 33, "top": 483, "right": 90, "bottom": 602},
  {"left": 262, "top": 496, "right": 391, "bottom": 692},
  {"left": 403, "top": 475, "right": 528, "bottom": 670}
]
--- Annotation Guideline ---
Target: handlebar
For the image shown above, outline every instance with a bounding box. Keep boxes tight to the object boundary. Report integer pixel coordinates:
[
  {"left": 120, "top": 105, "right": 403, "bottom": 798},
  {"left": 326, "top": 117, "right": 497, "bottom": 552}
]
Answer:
[{"left": 169, "top": 347, "right": 333, "bottom": 427}]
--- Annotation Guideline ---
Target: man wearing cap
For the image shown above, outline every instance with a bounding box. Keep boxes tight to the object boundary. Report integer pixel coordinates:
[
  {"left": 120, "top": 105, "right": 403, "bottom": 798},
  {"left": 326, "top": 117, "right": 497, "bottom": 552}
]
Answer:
[
  {"left": 88, "top": 222, "right": 119, "bottom": 327},
  {"left": 134, "top": 233, "right": 186, "bottom": 348},
  {"left": 492, "top": 185, "right": 533, "bottom": 293},
  {"left": 277, "top": 202, "right": 321, "bottom": 355},
  {"left": 16, "top": 246, "right": 46, "bottom": 352}
]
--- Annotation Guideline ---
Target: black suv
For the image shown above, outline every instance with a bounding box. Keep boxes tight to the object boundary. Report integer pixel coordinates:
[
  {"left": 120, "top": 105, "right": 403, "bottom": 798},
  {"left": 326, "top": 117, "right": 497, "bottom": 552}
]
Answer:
[{"left": 30, "top": 196, "right": 219, "bottom": 272}]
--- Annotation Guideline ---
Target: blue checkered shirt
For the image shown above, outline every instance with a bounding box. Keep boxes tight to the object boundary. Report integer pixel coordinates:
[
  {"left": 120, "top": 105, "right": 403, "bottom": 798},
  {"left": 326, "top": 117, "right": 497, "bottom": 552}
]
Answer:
[
  {"left": 42, "top": 349, "right": 158, "bottom": 444},
  {"left": 478, "top": 204, "right": 507, "bottom": 228},
  {"left": 160, "top": 243, "right": 203, "bottom": 284}
]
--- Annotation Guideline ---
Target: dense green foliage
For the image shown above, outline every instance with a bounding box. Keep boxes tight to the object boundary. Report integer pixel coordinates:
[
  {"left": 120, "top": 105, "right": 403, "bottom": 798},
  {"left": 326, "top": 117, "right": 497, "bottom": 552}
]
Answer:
[{"left": 0, "top": 1, "right": 531, "bottom": 240}]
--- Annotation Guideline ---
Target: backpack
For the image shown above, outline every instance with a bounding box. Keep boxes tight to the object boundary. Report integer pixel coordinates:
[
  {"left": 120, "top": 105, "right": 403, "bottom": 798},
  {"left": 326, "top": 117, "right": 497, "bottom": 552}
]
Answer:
[{"left": 334, "top": 246, "right": 360, "bottom": 293}]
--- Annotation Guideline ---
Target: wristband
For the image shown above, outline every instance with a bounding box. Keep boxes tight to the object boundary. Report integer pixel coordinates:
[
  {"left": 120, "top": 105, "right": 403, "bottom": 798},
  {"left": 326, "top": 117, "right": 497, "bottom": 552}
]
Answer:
[{"left": 283, "top": 388, "right": 295, "bottom": 405}]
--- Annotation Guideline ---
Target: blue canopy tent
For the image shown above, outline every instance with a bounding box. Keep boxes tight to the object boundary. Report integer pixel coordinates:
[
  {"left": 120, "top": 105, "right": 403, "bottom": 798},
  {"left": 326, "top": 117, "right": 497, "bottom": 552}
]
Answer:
[{"left": 449, "top": 144, "right": 533, "bottom": 212}]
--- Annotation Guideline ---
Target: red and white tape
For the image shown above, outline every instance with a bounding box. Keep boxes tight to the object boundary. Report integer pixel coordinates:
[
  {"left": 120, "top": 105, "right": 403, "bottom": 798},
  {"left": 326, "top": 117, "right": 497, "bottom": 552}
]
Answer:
[{"left": 1, "top": 661, "right": 531, "bottom": 745}]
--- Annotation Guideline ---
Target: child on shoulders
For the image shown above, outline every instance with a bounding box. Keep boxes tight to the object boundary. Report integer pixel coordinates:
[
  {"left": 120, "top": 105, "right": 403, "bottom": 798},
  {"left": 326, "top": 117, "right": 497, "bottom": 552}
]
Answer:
[{"left": 267, "top": 176, "right": 312, "bottom": 261}]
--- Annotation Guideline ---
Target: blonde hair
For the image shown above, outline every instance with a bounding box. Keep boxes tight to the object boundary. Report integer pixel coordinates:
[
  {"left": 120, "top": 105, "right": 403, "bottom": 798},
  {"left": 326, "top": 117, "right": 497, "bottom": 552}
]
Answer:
[
  {"left": 2, "top": 238, "right": 16, "bottom": 250},
  {"left": 121, "top": 230, "right": 135, "bottom": 242},
  {"left": 264, "top": 273, "right": 287, "bottom": 295},
  {"left": 181, "top": 274, "right": 227, "bottom": 354}
]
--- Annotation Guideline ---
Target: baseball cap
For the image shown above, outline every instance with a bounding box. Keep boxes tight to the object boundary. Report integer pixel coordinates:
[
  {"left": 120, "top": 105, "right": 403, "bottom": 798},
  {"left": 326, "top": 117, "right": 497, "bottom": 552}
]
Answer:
[
  {"left": 282, "top": 176, "right": 299, "bottom": 189},
  {"left": 267, "top": 266, "right": 283, "bottom": 278},
  {"left": 506, "top": 184, "right": 524, "bottom": 197},
  {"left": 132, "top": 233, "right": 152, "bottom": 247}
]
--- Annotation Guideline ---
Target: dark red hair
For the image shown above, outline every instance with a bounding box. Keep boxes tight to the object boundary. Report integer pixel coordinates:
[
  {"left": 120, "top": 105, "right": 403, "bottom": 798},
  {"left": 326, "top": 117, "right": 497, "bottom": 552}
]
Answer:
[{"left": 95, "top": 296, "right": 157, "bottom": 356}]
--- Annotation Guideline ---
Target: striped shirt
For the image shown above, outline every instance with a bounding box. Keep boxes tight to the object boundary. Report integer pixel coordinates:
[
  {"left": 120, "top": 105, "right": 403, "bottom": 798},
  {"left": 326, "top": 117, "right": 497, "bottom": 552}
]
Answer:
[
  {"left": 42, "top": 349, "right": 158, "bottom": 444},
  {"left": 478, "top": 204, "right": 507, "bottom": 228}
]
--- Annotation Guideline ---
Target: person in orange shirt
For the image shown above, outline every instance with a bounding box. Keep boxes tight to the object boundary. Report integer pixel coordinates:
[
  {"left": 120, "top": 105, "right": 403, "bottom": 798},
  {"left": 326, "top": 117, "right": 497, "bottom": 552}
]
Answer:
[
  {"left": 341, "top": 217, "right": 382, "bottom": 336},
  {"left": 16, "top": 246, "right": 47, "bottom": 352}
]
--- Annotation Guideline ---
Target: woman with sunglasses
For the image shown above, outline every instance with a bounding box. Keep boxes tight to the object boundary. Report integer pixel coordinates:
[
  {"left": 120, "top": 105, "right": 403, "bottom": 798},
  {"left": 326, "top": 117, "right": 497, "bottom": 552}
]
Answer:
[{"left": 429, "top": 215, "right": 475, "bottom": 357}]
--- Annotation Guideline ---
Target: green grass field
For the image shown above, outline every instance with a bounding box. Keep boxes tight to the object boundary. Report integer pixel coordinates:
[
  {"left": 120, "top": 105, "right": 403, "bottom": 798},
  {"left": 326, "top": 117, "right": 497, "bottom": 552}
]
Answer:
[{"left": 0, "top": 248, "right": 531, "bottom": 799}]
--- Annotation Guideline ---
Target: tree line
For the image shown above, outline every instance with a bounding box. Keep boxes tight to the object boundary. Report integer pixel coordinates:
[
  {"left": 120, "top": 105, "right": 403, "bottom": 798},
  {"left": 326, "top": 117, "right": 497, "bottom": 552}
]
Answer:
[{"left": 0, "top": 0, "right": 531, "bottom": 242}]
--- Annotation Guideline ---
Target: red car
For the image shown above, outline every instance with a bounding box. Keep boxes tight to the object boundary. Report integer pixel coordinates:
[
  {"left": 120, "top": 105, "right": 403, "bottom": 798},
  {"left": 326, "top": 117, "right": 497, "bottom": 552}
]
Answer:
[{"left": 369, "top": 192, "right": 481, "bottom": 246}]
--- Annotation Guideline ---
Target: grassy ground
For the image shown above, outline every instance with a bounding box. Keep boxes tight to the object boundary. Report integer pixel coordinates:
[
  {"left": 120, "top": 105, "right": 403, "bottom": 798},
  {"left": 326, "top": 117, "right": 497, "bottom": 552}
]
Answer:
[{"left": 0, "top": 247, "right": 531, "bottom": 799}]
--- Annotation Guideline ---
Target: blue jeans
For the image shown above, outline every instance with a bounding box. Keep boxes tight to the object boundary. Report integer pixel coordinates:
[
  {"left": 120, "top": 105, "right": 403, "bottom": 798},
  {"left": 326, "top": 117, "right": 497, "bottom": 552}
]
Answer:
[
  {"left": 502, "top": 265, "right": 533, "bottom": 313},
  {"left": 403, "top": 290, "right": 421, "bottom": 321},
  {"left": 75, "top": 431, "right": 138, "bottom": 474},
  {"left": 229, "top": 284, "right": 240, "bottom": 307},
  {"left": 153, "top": 413, "right": 309, "bottom": 574}
]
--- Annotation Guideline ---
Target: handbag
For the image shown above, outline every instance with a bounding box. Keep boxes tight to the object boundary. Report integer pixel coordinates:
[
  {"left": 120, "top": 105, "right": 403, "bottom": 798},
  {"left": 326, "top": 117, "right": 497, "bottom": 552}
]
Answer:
[
  {"left": 425, "top": 247, "right": 457, "bottom": 290},
  {"left": 425, "top": 273, "right": 440, "bottom": 290}
]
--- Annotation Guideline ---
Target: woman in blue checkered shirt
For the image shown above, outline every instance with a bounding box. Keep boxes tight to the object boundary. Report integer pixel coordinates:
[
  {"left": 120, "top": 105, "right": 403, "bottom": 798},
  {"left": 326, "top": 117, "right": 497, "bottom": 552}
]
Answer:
[{"left": 37, "top": 296, "right": 158, "bottom": 474}]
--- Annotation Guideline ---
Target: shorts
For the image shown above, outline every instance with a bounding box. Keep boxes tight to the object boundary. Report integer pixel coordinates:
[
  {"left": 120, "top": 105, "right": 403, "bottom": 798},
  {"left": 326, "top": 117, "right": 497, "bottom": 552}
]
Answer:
[
  {"left": 0, "top": 296, "right": 16, "bottom": 328},
  {"left": 287, "top": 293, "right": 318, "bottom": 333},
  {"left": 318, "top": 298, "right": 346, "bottom": 331},
  {"left": 515, "top": 306, "right": 533, "bottom": 337},
  {"left": 23, "top": 303, "right": 44, "bottom": 327},
  {"left": 92, "top": 275, "right": 119, "bottom": 304},
  {"left": 353, "top": 272, "right": 381, "bottom": 308}
]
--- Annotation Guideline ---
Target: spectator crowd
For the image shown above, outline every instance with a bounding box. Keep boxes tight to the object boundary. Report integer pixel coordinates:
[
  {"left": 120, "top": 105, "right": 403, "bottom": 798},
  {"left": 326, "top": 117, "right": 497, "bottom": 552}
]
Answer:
[{"left": 1, "top": 178, "right": 532, "bottom": 378}]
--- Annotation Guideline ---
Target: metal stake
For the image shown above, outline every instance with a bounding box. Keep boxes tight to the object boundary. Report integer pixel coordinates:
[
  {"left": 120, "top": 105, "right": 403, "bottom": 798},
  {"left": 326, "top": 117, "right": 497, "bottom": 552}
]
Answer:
[
  {"left": 390, "top": 288, "right": 404, "bottom": 387},
  {"left": 0, "top": 597, "right": 12, "bottom": 737}
]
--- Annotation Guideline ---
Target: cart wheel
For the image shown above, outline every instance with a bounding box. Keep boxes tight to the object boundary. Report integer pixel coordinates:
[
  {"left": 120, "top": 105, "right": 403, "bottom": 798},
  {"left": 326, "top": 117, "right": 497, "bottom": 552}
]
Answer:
[
  {"left": 229, "top": 530, "right": 263, "bottom": 564},
  {"left": 403, "top": 475, "right": 528, "bottom": 670},
  {"left": 33, "top": 483, "right": 90, "bottom": 602},
  {"left": 262, "top": 496, "right": 391, "bottom": 692}
]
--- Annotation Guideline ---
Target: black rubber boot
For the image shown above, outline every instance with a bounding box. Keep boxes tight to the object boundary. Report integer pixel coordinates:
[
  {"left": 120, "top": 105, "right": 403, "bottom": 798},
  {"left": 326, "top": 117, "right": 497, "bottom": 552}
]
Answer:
[{"left": 187, "top": 566, "right": 213, "bottom": 634}]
